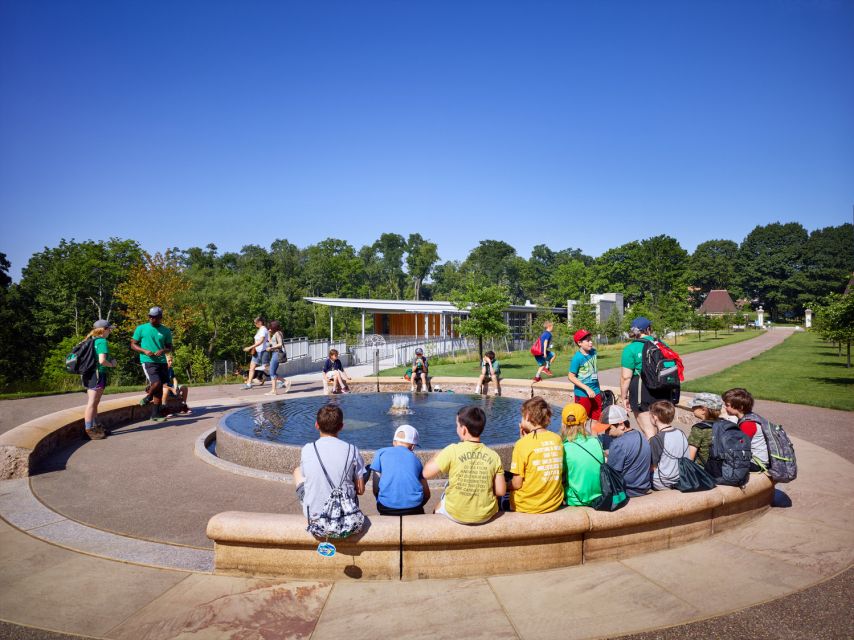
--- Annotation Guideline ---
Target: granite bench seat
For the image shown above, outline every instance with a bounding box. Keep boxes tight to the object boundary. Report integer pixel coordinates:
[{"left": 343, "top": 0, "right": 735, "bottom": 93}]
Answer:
[{"left": 207, "top": 473, "right": 774, "bottom": 580}]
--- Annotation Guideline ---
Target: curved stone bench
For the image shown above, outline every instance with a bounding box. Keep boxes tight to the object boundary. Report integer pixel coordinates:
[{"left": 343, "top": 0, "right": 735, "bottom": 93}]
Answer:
[
  {"left": 207, "top": 473, "right": 774, "bottom": 580},
  {"left": 0, "top": 396, "right": 184, "bottom": 479}
]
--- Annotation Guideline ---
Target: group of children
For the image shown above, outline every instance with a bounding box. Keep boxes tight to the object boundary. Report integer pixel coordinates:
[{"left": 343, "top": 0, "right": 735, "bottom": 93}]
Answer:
[{"left": 293, "top": 384, "right": 775, "bottom": 531}]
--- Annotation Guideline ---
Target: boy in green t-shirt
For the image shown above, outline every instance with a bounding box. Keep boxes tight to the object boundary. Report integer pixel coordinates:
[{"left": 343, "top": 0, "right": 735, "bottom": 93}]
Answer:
[
  {"left": 131, "top": 306, "right": 173, "bottom": 423},
  {"left": 687, "top": 392, "right": 723, "bottom": 468},
  {"left": 423, "top": 406, "right": 506, "bottom": 524}
]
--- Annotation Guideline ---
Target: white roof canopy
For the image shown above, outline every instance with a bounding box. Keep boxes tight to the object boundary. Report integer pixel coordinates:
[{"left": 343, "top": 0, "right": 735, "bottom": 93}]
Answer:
[{"left": 303, "top": 297, "right": 566, "bottom": 315}]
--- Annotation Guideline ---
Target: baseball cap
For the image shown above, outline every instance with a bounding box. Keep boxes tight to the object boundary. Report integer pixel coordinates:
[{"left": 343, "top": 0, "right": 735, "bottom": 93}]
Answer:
[
  {"left": 601, "top": 404, "right": 630, "bottom": 425},
  {"left": 393, "top": 424, "right": 419, "bottom": 446},
  {"left": 631, "top": 316, "right": 651, "bottom": 331},
  {"left": 92, "top": 319, "right": 114, "bottom": 329},
  {"left": 573, "top": 329, "right": 592, "bottom": 344},
  {"left": 415, "top": 347, "right": 423, "bottom": 355},
  {"left": 691, "top": 392, "right": 723, "bottom": 411},
  {"left": 148, "top": 306, "right": 163, "bottom": 317},
  {"left": 561, "top": 403, "right": 588, "bottom": 427}
]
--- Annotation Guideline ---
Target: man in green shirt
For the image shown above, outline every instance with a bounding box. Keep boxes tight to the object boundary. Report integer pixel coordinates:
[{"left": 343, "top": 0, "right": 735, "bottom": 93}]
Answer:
[
  {"left": 131, "top": 306, "right": 173, "bottom": 423},
  {"left": 619, "top": 316, "right": 674, "bottom": 439}
]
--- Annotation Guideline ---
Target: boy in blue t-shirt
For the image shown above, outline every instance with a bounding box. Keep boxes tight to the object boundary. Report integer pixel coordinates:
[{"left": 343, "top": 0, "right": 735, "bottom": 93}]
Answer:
[
  {"left": 371, "top": 425, "right": 430, "bottom": 515},
  {"left": 568, "top": 329, "right": 603, "bottom": 422},
  {"left": 533, "top": 321, "right": 555, "bottom": 382}
]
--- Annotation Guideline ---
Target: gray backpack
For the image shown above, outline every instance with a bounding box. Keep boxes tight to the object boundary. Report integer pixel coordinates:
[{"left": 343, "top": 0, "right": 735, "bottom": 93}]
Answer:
[
  {"left": 743, "top": 412, "right": 797, "bottom": 483},
  {"left": 306, "top": 442, "right": 365, "bottom": 539}
]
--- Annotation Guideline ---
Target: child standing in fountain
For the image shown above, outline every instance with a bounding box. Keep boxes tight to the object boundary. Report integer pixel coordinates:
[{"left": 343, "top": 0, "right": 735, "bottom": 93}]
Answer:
[{"left": 423, "top": 406, "right": 506, "bottom": 524}]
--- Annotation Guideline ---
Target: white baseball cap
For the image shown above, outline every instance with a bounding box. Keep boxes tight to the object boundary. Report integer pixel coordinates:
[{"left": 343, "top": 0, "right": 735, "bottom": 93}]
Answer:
[{"left": 394, "top": 424, "right": 419, "bottom": 446}]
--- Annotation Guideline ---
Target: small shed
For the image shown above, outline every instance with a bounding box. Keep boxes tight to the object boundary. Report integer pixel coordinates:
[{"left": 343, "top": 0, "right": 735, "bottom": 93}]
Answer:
[{"left": 697, "top": 289, "right": 738, "bottom": 315}]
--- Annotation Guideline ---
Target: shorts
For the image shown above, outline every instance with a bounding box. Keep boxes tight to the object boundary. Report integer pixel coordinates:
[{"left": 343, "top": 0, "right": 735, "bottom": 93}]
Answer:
[
  {"left": 376, "top": 498, "right": 427, "bottom": 516},
  {"left": 435, "top": 495, "right": 493, "bottom": 525},
  {"left": 628, "top": 375, "right": 678, "bottom": 413},
  {"left": 82, "top": 370, "right": 106, "bottom": 390},
  {"left": 534, "top": 352, "right": 554, "bottom": 366},
  {"left": 325, "top": 370, "right": 338, "bottom": 380},
  {"left": 143, "top": 362, "right": 169, "bottom": 386},
  {"left": 251, "top": 351, "right": 271, "bottom": 367},
  {"left": 575, "top": 393, "right": 603, "bottom": 421}
]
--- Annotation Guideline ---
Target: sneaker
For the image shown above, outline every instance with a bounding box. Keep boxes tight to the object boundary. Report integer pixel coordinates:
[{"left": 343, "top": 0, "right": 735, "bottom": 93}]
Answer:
[
  {"left": 139, "top": 396, "right": 151, "bottom": 406},
  {"left": 264, "top": 391, "right": 278, "bottom": 396},
  {"left": 242, "top": 383, "right": 252, "bottom": 390},
  {"left": 284, "top": 380, "right": 292, "bottom": 393},
  {"left": 532, "top": 376, "right": 541, "bottom": 383},
  {"left": 86, "top": 426, "right": 106, "bottom": 440},
  {"left": 542, "top": 369, "right": 554, "bottom": 377},
  {"left": 151, "top": 415, "right": 167, "bottom": 423},
  {"left": 341, "top": 388, "right": 351, "bottom": 394}
]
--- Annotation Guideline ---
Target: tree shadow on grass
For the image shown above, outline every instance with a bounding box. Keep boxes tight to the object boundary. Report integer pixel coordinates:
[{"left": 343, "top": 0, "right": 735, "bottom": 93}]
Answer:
[{"left": 806, "top": 376, "right": 854, "bottom": 387}]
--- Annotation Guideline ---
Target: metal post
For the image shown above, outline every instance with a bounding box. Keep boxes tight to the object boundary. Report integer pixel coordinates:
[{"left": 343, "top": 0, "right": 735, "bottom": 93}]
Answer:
[
  {"left": 361, "top": 312, "right": 365, "bottom": 341},
  {"left": 329, "top": 310, "right": 333, "bottom": 341},
  {"left": 414, "top": 313, "right": 418, "bottom": 340}
]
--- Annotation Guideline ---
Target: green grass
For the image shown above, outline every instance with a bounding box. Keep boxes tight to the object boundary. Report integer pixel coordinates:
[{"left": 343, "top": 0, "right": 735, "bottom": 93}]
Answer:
[
  {"left": 379, "top": 328, "right": 765, "bottom": 380},
  {"left": 683, "top": 331, "right": 854, "bottom": 411}
]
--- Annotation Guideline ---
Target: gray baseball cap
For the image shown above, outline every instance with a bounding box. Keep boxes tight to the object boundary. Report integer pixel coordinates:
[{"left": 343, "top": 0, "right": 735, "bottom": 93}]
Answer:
[
  {"left": 148, "top": 306, "right": 163, "bottom": 317},
  {"left": 92, "top": 319, "right": 114, "bottom": 329},
  {"left": 690, "top": 392, "right": 723, "bottom": 410}
]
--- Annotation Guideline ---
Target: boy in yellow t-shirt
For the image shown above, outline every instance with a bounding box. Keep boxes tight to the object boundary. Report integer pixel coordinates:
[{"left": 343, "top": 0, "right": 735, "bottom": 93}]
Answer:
[
  {"left": 423, "top": 405, "right": 506, "bottom": 524},
  {"left": 508, "top": 396, "right": 564, "bottom": 513}
]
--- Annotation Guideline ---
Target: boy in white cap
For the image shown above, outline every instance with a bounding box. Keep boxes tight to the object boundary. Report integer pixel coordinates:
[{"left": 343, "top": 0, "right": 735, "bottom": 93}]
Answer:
[
  {"left": 371, "top": 424, "right": 431, "bottom": 515},
  {"left": 600, "top": 404, "right": 651, "bottom": 496}
]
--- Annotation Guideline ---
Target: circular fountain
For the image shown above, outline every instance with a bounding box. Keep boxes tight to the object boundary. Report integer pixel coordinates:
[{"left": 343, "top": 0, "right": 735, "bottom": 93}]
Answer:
[{"left": 214, "top": 392, "right": 563, "bottom": 474}]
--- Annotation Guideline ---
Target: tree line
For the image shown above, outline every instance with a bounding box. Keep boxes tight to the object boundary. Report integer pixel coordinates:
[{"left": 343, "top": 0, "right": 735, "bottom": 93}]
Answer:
[{"left": 0, "top": 222, "right": 850, "bottom": 390}]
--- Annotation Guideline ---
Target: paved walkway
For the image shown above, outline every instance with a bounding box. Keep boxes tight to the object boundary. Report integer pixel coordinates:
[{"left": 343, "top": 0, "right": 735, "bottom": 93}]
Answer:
[{"left": 0, "top": 328, "right": 852, "bottom": 639}]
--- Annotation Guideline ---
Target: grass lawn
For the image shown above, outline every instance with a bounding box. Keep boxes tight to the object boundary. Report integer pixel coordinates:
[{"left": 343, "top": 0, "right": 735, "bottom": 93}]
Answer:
[
  {"left": 683, "top": 331, "right": 854, "bottom": 411},
  {"left": 379, "top": 328, "right": 765, "bottom": 380}
]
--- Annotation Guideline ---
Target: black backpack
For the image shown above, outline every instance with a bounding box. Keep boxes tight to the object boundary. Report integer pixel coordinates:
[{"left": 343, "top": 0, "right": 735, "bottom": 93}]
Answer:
[
  {"left": 635, "top": 339, "right": 680, "bottom": 392},
  {"left": 65, "top": 337, "right": 96, "bottom": 375},
  {"left": 705, "top": 419, "right": 751, "bottom": 487}
]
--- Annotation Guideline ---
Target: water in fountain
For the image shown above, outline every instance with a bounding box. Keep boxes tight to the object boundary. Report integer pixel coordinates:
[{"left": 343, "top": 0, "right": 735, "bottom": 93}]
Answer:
[{"left": 388, "top": 393, "right": 412, "bottom": 415}]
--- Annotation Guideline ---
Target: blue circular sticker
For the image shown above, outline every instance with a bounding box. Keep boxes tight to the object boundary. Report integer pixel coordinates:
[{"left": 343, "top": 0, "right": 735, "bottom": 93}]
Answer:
[{"left": 317, "top": 542, "right": 336, "bottom": 557}]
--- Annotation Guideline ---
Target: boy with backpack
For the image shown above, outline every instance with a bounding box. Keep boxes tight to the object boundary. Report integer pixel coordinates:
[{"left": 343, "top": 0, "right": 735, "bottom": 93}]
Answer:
[
  {"left": 532, "top": 320, "right": 556, "bottom": 383},
  {"left": 423, "top": 405, "right": 506, "bottom": 524},
  {"left": 371, "top": 425, "right": 431, "bottom": 516},
  {"left": 601, "top": 404, "right": 651, "bottom": 496},
  {"left": 568, "top": 329, "right": 603, "bottom": 421},
  {"left": 294, "top": 405, "right": 367, "bottom": 537},
  {"left": 722, "top": 388, "right": 769, "bottom": 471},
  {"left": 507, "top": 397, "right": 564, "bottom": 513},
  {"left": 648, "top": 400, "right": 691, "bottom": 490},
  {"left": 687, "top": 392, "right": 724, "bottom": 468}
]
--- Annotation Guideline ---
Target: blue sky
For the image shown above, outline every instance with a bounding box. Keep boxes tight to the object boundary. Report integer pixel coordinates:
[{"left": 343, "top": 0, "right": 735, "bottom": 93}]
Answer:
[{"left": 1, "top": 0, "right": 852, "bottom": 281}]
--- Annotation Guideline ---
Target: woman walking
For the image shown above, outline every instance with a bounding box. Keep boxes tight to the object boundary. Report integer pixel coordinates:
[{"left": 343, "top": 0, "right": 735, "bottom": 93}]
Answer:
[
  {"left": 83, "top": 319, "right": 118, "bottom": 439},
  {"left": 242, "top": 316, "right": 269, "bottom": 390},
  {"left": 265, "top": 320, "right": 292, "bottom": 396}
]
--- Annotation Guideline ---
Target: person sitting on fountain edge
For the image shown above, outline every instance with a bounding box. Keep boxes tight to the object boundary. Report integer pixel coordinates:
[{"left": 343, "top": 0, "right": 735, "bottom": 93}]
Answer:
[
  {"left": 322, "top": 349, "right": 351, "bottom": 394},
  {"left": 371, "top": 424, "right": 431, "bottom": 516},
  {"left": 293, "top": 405, "right": 367, "bottom": 525},
  {"left": 423, "top": 405, "right": 505, "bottom": 524},
  {"left": 410, "top": 347, "right": 432, "bottom": 392}
]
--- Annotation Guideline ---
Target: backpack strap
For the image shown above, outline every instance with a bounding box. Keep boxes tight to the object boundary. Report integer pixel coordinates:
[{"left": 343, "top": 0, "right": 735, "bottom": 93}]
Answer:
[
  {"left": 312, "top": 442, "right": 338, "bottom": 491},
  {"left": 569, "top": 438, "right": 606, "bottom": 465}
]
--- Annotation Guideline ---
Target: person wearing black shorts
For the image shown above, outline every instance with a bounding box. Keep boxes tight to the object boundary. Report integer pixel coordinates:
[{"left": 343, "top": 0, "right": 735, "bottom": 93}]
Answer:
[{"left": 131, "top": 306, "right": 173, "bottom": 423}]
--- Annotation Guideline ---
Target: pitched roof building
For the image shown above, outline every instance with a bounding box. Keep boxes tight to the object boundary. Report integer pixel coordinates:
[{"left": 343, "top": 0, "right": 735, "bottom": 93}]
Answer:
[{"left": 697, "top": 289, "right": 738, "bottom": 315}]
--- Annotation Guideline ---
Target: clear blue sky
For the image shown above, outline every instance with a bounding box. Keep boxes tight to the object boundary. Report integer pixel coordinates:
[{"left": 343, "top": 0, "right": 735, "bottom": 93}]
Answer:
[{"left": 1, "top": 0, "right": 852, "bottom": 281}]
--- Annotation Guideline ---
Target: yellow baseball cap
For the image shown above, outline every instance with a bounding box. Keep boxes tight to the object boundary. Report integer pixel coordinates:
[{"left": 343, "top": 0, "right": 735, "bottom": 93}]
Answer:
[{"left": 561, "top": 403, "right": 588, "bottom": 426}]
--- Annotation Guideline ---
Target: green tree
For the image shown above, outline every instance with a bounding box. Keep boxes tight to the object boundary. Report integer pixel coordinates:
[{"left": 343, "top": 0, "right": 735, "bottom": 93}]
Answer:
[
  {"left": 657, "top": 292, "right": 693, "bottom": 345},
  {"left": 450, "top": 276, "right": 510, "bottom": 360},
  {"left": 602, "top": 311, "right": 623, "bottom": 344},
  {"left": 688, "top": 239, "right": 741, "bottom": 305},
  {"left": 738, "top": 222, "right": 809, "bottom": 320},
  {"left": 405, "top": 234, "right": 439, "bottom": 300},
  {"left": 569, "top": 302, "right": 597, "bottom": 340},
  {"left": 372, "top": 233, "right": 407, "bottom": 299},
  {"left": 551, "top": 260, "right": 591, "bottom": 305},
  {"left": 813, "top": 294, "right": 854, "bottom": 367},
  {"left": 430, "top": 261, "right": 465, "bottom": 300}
]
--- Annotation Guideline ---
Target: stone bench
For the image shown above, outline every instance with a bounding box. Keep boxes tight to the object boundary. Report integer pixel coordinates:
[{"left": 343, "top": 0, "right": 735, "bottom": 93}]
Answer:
[
  {"left": 207, "top": 473, "right": 774, "bottom": 580},
  {"left": 0, "top": 396, "right": 185, "bottom": 479}
]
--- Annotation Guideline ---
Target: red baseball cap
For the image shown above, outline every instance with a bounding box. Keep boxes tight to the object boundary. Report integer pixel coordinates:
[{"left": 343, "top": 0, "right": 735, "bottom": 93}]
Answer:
[{"left": 573, "top": 329, "right": 592, "bottom": 344}]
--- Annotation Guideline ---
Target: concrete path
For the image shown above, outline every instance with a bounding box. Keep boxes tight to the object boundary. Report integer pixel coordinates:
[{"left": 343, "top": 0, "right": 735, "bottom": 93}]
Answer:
[{"left": 1, "top": 328, "right": 852, "bottom": 639}]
